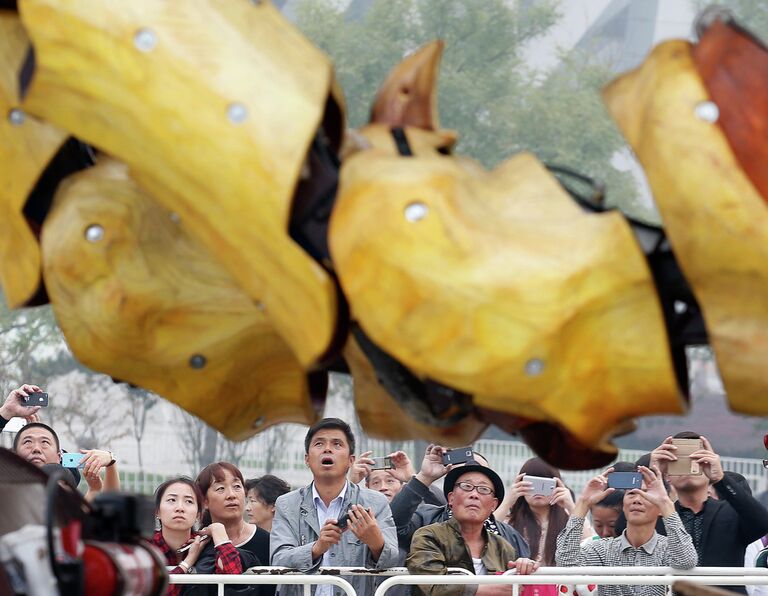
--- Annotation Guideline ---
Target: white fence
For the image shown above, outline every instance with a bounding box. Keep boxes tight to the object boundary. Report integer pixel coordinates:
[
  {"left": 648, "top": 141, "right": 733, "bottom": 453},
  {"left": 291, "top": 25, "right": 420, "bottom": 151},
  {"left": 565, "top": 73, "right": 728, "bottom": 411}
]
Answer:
[{"left": 167, "top": 567, "right": 768, "bottom": 596}]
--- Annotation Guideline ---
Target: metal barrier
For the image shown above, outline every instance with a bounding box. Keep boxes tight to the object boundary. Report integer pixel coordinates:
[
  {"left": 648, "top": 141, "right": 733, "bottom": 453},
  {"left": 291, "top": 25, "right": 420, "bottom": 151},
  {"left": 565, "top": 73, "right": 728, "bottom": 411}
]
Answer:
[
  {"left": 167, "top": 566, "right": 473, "bottom": 595},
  {"left": 374, "top": 567, "right": 768, "bottom": 596},
  {"left": 169, "top": 573, "right": 356, "bottom": 596},
  {"left": 168, "top": 566, "right": 768, "bottom": 596}
]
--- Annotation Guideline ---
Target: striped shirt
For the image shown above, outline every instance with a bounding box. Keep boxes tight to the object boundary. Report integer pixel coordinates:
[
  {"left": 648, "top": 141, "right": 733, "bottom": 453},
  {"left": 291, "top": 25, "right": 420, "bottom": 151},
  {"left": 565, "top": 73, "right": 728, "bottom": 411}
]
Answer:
[{"left": 555, "top": 513, "right": 698, "bottom": 596}]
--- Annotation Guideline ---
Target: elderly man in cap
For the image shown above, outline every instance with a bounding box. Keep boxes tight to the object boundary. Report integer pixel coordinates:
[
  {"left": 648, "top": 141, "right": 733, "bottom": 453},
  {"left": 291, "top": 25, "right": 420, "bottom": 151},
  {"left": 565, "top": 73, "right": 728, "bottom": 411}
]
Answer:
[{"left": 407, "top": 464, "right": 538, "bottom": 595}]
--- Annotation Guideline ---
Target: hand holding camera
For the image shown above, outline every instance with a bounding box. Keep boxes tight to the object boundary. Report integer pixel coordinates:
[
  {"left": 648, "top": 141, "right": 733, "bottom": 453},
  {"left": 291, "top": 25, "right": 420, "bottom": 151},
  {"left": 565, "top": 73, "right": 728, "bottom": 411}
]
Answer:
[
  {"left": 0, "top": 384, "right": 46, "bottom": 423},
  {"left": 651, "top": 436, "right": 722, "bottom": 482},
  {"left": 574, "top": 468, "right": 615, "bottom": 517},
  {"left": 345, "top": 504, "right": 384, "bottom": 552},
  {"left": 689, "top": 436, "right": 723, "bottom": 483},
  {"left": 349, "top": 450, "right": 375, "bottom": 484},
  {"left": 414, "top": 444, "right": 451, "bottom": 486}
]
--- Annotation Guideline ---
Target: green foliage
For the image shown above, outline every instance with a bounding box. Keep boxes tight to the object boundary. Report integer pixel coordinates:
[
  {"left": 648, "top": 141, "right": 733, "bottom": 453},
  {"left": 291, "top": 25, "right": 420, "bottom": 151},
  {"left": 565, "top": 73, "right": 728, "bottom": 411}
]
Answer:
[
  {"left": 295, "top": 0, "right": 643, "bottom": 215},
  {"left": 0, "top": 296, "right": 74, "bottom": 393}
]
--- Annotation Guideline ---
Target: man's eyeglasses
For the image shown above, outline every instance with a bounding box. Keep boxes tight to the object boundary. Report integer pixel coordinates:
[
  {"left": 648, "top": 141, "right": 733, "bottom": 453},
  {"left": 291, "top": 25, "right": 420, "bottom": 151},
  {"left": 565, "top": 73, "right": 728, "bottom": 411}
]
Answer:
[{"left": 455, "top": 481, "right": 494, "bottom": 496}]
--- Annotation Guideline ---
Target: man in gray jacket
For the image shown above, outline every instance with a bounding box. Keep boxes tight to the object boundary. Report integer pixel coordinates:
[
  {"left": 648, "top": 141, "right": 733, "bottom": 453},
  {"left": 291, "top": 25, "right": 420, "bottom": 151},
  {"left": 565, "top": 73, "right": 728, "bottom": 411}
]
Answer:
[{"left": 270, "top": 418, "right": 399, "bottom": 595}]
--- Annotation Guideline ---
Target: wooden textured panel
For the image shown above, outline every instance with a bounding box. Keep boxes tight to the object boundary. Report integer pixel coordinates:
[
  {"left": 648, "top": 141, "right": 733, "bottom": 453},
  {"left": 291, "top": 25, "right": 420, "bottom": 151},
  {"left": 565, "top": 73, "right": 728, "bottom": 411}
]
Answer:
[
  {"left": 0, "top": 11, "right": 66, "bottom": 307},
  {"left": 19, "top": 0, "right": 340, "bottom": 366},
  {"left": 692, "top": 20, "right": 768, "bottom": 207},
  {"left": 331, "top": 149, "right": 683, "bottom": 449},
  {"left": 604, "top": 40, "right": 768, "bottom": 416},
  {"left": 41, "top": 159, "right": 319, "bottom": 439}
]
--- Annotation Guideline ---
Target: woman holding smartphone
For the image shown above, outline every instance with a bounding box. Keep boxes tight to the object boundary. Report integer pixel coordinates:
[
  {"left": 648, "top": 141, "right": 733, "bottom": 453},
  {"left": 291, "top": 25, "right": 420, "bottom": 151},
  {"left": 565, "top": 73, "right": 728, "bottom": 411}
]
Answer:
[
  {"left": 503, "top": 458, "right": 578, "bottom": 565},
  {"left": 152, "top": 476, "right": 237, "bottom": 596},
  {"left": 192, "top": 462, "right": 274, "bottom": 596}
]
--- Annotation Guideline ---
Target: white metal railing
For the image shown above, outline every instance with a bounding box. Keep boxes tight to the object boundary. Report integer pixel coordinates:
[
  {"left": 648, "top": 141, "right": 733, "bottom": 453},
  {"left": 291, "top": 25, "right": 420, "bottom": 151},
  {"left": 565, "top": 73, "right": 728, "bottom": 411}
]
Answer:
[
  {"left": 375, "top": 567, "right": 768, "bottom": 596},
  {"left": 167, "top": 567, "right": 768, "bottom": 596},
  {"left": 168, "top": 566, "right": 473, "bottom": 595},
  {"left": 169, "top": 573, "right": 356, "bottom": 596}
]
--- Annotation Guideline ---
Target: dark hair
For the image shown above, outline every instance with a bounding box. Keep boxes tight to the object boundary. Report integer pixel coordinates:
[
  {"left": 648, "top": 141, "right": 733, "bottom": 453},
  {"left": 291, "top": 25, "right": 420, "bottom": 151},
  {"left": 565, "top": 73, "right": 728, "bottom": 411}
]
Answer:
[
  {"left": 673, "top": 430, "right": 702, "bottom": 439},
  {"left": 594, "top": 489, "right": 625, "bottom": 511},
  {"left": 304, "top": 418, "right": 355, "bottom": 455},
  {"left": 154, "top": 476, "right": 205, "bottom": 515},
  {"left": 508, "top": 458, "right": 568, "bottom": 566},
  {"left": 634, "top": 453, "right": 652, "bottom": 468},
  {"left": 13, "top": 422, "right": 60, "bottom": 453},
  {"left": 245, "top": 475, "right": 291, "bottom": 506},
  {"left": 195, "top": 462, "right": 245, "bottom": 526}
]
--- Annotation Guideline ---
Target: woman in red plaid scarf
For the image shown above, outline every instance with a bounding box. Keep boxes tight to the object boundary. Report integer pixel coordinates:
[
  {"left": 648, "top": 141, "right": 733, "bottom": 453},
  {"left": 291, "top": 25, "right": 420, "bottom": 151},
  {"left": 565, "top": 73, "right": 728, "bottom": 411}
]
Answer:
[{"left": 152, "top": 476, "right": 243, "bottom": 595}]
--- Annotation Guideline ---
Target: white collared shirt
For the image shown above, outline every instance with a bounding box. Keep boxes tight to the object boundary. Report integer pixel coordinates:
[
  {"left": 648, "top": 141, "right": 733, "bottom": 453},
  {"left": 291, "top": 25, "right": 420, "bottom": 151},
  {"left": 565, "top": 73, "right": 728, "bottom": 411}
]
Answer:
[{"left": 312, "top": 481, "right": 348, "bottom": 596}]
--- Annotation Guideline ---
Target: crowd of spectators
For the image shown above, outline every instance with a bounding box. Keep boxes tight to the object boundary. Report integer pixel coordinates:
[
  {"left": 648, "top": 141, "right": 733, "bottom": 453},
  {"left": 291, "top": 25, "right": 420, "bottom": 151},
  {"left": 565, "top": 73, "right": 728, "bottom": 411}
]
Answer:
[{"left": 2, "top": 385, "right": 768, "bottom": 596}]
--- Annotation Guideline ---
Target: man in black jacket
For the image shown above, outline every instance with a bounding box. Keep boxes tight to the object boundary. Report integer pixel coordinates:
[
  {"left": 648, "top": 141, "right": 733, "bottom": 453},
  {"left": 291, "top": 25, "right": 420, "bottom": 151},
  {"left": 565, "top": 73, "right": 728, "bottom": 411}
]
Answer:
[
  {"left": 651, "top": 432, "right": 768, "bottom": 592},
  {"left": 390, "top": 444, "right": 530, "bottom": 558}
]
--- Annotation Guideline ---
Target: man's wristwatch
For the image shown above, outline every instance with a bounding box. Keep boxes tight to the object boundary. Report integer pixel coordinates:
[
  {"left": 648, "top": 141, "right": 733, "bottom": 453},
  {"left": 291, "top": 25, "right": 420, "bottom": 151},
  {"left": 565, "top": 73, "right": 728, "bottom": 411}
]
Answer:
[{"left": 106, "top": 451, "right": 116, "bottom": 467}]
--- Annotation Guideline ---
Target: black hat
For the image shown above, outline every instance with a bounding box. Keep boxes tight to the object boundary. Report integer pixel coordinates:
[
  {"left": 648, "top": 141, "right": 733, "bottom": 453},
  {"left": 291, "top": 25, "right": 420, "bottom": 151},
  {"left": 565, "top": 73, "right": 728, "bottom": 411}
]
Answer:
[{"left": 443, "top": 464, "right": 505, "bottom": 502}]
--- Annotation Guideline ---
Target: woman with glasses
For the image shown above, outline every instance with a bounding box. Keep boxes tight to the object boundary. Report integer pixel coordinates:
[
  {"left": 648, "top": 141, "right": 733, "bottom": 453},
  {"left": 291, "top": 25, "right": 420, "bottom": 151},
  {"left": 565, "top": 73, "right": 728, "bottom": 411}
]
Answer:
[{"left": 244, "top": 474, "right": 291, "bottom": 533}]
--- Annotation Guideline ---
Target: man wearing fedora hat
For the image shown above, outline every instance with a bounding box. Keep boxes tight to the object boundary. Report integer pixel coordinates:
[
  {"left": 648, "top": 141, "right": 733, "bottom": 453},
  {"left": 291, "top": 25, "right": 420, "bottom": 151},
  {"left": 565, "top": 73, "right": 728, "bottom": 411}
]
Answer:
[
  {"left": 407, "top": 464, "right": 538, "bottom": 595},
  {"left": 391, "top": 445, "right": 530, "bottom": 558}
]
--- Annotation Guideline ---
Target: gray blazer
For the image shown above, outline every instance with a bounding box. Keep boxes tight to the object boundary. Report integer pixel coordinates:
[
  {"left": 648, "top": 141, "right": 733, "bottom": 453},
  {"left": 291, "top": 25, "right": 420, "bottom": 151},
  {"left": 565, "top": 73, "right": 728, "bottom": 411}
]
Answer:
[{"left": 270, "top": 481, "right": 399, "bottom": 596}]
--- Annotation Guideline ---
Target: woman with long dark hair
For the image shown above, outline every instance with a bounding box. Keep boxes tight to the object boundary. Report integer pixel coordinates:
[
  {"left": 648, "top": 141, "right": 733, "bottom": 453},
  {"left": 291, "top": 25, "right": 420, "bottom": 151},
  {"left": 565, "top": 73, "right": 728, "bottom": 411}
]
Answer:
[
  {"left": 152, "top": 476, "right": 239, "bottom": 596},
  {"left": 505, "top": 458, "right": 575, "bottom": 566}
]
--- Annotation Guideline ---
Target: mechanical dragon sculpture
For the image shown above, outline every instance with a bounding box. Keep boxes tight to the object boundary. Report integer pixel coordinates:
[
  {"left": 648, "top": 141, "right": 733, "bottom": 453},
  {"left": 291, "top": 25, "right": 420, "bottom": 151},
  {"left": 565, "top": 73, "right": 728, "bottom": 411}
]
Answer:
[{"left": 1, "top": 0, "right": 766, "bottom": 468}]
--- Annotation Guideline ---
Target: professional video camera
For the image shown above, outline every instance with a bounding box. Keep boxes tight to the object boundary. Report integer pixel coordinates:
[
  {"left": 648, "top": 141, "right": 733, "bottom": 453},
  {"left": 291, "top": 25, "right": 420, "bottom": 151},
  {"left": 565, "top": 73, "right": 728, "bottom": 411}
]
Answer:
[{"left": 0, "top": 448, "right": 168, "bottom": 595}]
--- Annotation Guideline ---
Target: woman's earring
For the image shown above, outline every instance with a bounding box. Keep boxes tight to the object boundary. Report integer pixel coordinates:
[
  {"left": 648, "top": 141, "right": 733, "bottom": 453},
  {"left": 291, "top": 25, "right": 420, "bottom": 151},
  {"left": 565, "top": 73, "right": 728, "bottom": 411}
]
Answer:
[{"left": 155, "top": 516, "right": 161, "bottom": 531}]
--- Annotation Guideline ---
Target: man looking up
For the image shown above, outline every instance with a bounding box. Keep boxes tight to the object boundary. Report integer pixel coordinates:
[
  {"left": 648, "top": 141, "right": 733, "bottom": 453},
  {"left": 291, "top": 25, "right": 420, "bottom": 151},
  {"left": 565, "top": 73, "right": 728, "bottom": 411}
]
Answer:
[
  {"left": 270, "top": 418, "right": 398, "bottom": 596},
  {"left": 391, "top": 444, "right": 529, "bottom": 557},
  {"left": 4, "top": 385, "right": 120, "bottom": 500},
  {"left": 407, "top": 464, "right": 538, "bottom": 595},
  {"left": 651, "top": 432, "right": 768, "bottom": 592},
  {"left": 556, "top": 465, "right": 697, "bottom": 596}
]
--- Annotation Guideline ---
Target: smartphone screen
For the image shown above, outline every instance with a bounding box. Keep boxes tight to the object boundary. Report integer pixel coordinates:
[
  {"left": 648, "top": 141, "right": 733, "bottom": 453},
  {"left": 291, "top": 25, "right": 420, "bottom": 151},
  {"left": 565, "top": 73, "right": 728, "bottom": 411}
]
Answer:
[
  {"left": 61, "top": 452, "right": 85, "bottom": 468},
  {"left": 371, "top": 456, "right": 393, "bottom": 470}
]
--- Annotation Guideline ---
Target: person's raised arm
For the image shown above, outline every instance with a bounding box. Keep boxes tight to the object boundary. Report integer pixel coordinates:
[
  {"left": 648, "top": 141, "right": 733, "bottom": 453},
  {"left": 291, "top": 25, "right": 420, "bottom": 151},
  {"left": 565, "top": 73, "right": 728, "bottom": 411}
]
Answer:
[
  {"left": 698, "top": 437, "right": 768, "bottom": 544},
  {"left": 390, "top": 444, "right": 450, "bottom": 545},
  {"left": 556, "top": 469, "right": 613, "bottom": 567},
  {"left": 349, "top": 450, "right": 374, "bottom": 484},
  {"left": 388, "top": 450, "right": 416, "bottom": 483},
  {"left": 0, "top": 384, "right": 43, "bottom": 428},
  {"left": 493, "top": 473, "right": 531, "bottom": 521},
  {"left": 633, "top": 466, "right": 697, "bottom": 570}
]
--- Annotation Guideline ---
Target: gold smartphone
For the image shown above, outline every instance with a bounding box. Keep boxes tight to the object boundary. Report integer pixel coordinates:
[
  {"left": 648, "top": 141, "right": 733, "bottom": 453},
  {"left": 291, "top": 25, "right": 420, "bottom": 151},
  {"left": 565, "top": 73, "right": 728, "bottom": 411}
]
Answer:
[{"left": 667, "top": 438, "right": 703, "bottom": 475}]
